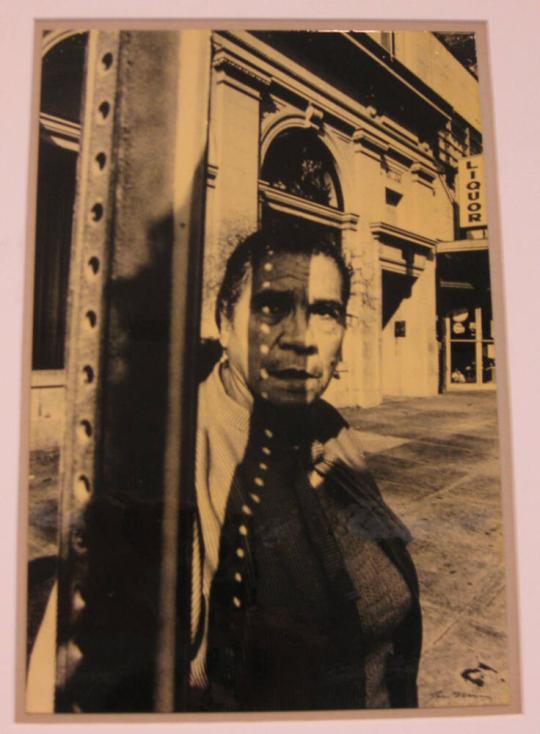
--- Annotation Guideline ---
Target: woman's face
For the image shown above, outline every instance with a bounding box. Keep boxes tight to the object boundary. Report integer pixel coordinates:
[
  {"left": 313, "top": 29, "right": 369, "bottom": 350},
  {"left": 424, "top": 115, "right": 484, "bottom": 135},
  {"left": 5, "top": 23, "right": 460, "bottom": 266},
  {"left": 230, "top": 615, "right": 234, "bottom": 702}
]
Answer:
[{"left": 220, "top": 251, "right": 346, "bottom": 408}]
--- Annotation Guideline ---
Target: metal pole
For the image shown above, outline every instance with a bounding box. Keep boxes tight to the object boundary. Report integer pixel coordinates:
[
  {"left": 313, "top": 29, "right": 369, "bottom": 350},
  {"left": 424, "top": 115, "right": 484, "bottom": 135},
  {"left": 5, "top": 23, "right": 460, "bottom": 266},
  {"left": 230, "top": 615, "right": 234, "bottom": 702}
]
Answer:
[
  {"left": 444, "top": 316, "right": 451, "bottom": 390},
  {"left": 55, "top": 30, "right": 120, "bottom": 708},
  {"left": 475, "top": 306, "right": 483, "bottom": 386},
  {"left": 54, "top": 29, "right": 211, "bottom": 712},
  {"left": 155, "top": 29, "right": 212, "bottom": 713}
]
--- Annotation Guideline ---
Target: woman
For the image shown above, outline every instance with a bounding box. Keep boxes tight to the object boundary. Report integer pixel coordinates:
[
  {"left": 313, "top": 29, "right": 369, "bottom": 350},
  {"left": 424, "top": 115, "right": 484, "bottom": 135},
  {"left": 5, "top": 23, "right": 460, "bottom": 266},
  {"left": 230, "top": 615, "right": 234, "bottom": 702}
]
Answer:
[{"left": 190, "top": 226, "right": 421, "bottom": 710}]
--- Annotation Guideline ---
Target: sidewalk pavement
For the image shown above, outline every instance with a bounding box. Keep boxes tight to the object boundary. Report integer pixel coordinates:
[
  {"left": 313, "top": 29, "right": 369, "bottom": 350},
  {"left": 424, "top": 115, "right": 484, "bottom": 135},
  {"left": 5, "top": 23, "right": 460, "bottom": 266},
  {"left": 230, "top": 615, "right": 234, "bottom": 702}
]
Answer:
[
  {"left": 342, "top": 389, "right": 510, "bottom": 708},
  {"left": 28, "top": 390, "right": 510, "bottom": 710}
]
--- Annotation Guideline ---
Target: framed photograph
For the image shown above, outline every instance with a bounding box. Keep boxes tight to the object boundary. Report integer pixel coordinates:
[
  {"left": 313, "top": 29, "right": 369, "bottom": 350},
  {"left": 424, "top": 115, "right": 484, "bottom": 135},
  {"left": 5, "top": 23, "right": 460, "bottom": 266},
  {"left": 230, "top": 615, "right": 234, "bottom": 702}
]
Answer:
[{"left": 4, "top": 4, "right": 538, "bottom": 731}]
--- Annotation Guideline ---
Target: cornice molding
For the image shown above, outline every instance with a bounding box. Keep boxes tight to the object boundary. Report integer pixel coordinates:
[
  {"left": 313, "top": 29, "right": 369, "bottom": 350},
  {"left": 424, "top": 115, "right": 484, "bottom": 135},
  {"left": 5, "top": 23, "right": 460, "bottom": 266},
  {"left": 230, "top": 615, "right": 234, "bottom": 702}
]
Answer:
[
  {"left": 212, "top": 46, "right": 272, "bottom": 98},
  {"left": 370, "top": 221, "right": 437, "bottom": 250},
  {"left": 40, "top": 112, "right": 81, "bottom": 151},
  {"left": 259, "top": 181, "right": 359, "bottom": 231},
  {"left": 379, "top": 241, "right": 427, "bottom": 277},
  {"left": 353, "top": 125, "right": 438, "bottom": 183},
  {"left": 352, "top": 126, "right": 389, "bottom": 156},
  {"left": 410, "top": 162, "right": 436, "bottom": 188},
  {"left": 218, "top": 32, "right": 440, "bottom": 170},
  {"left": 40, "top": 112, "right": 81, "bottom": 139},
  {"left": 304, "top": 103, "right": 324, "bottom": 131},
  {"left": 379, "top": 254, "right": 425, "bottom": 278},
  {"left": 437, "top": 239, "right": 488, "bottom": 254}
]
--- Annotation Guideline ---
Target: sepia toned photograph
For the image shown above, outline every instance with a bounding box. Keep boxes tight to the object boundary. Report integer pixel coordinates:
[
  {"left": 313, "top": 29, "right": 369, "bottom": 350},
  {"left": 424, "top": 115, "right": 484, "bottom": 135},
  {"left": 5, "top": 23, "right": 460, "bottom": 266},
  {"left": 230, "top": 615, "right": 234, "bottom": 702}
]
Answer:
[{"left": 23, "top": 24, "right": 515, "bottom": 716}]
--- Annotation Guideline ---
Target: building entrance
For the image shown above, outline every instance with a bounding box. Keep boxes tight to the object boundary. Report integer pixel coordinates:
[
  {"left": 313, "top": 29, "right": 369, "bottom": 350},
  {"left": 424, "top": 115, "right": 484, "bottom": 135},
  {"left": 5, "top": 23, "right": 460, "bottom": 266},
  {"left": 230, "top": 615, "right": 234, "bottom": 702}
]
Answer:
[{"left": 437, "top": 246, "right": 495, "bottom": 390}]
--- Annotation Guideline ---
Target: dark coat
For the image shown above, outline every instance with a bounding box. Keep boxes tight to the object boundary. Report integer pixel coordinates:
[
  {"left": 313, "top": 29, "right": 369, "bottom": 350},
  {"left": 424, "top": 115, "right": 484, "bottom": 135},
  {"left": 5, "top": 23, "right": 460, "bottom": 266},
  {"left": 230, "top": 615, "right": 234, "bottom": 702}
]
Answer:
[{"left": 202, "top": 399, "right": 421, "bottom": 711}]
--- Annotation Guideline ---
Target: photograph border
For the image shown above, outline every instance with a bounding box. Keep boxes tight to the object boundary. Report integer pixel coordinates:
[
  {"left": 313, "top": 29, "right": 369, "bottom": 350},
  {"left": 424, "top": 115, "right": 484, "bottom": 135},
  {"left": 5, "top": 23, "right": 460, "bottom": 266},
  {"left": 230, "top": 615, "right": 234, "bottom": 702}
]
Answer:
[{"left": 3, "top": 2, "right": 539, "bottom": 732}]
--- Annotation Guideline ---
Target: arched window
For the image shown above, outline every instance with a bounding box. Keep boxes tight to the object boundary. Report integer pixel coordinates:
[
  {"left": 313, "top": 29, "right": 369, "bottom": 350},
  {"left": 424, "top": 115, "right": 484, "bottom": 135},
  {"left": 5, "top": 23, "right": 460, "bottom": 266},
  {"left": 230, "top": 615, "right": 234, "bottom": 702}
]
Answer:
[
  {"left": 32, "top": 32, "right": 87, "bottom": 370},
  {"left": 260, "top": 128, "right": 344, "bottom": 246},
  {"left": 262, "top": 128, "right": 342, "bottom": 208}
]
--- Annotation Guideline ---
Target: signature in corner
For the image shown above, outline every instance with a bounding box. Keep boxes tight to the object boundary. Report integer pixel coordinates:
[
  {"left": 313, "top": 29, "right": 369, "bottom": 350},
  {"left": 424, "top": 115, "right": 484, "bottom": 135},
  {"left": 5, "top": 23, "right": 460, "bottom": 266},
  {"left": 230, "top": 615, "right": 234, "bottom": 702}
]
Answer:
[{"left": 431, "top": 689, "right": 491, "bottom": 701}]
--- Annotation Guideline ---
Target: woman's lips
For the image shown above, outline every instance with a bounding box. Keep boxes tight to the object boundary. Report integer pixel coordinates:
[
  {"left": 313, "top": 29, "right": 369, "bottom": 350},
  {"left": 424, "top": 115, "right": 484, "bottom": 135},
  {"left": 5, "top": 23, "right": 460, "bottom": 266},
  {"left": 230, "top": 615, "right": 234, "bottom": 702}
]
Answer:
[{"left": 269, "top": 368, "right": 318, "bottom": 380}]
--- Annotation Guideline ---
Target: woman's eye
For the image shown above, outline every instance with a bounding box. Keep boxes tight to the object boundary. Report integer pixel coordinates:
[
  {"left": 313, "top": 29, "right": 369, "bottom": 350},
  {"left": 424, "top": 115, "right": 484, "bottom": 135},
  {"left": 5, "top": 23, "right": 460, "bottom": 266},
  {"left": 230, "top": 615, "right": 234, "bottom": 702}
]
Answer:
[
  {"left": 252, "top": 294, "right": 291, "bottom": 320},
  {"left": 310, "top": 303, "right": 344, "bottom": 322}
]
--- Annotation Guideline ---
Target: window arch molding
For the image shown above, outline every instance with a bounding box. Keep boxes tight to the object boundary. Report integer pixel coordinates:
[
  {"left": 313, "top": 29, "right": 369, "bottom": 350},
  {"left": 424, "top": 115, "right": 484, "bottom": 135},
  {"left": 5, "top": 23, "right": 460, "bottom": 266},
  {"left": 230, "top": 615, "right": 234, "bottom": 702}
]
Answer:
[
  {"left": 260, "top": 112, "right": 355, "bottom": 217},
  {"left": 41, "top": 29, "right": 86, "bottom": 58},
  {"left": 40, "top": 30, "right": 88, "bottom": 149},
  {"left": 259, "top": 114, "right": 358, "bottom": 235}
]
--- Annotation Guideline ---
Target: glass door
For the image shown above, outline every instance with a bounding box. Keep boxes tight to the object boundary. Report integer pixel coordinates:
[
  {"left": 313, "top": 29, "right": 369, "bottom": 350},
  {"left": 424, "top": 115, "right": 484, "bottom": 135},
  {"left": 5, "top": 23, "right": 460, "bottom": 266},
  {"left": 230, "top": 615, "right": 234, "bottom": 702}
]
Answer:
[{"left": 444, "top": 306, "right": 495, "bottom": 388}]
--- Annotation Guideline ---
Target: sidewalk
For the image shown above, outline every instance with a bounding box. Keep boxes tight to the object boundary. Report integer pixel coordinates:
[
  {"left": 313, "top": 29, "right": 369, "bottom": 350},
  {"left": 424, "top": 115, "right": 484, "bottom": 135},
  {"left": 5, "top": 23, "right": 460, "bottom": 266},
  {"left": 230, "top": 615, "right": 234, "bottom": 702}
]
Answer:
[
  {"left": 28, "top": 390, "right": 510, "bottom": 709},
  {"left": 342, "top": 390, "right": 510, "bottom": 708}
]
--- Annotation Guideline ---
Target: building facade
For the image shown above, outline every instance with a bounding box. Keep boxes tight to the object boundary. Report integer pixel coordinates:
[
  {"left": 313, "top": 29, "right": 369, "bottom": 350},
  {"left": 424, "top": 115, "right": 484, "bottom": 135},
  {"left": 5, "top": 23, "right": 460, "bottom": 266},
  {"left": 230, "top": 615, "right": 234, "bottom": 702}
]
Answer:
[{"left": 30, "top": 29, "right": 492, "bottom": 451}]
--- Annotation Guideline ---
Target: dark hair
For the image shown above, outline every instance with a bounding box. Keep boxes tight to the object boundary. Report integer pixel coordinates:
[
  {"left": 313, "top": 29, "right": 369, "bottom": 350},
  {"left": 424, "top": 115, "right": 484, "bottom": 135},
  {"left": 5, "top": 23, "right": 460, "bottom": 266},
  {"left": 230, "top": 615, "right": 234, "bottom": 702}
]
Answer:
[{"left": 215, "top": 224, "right": 352, "bottom": 329}]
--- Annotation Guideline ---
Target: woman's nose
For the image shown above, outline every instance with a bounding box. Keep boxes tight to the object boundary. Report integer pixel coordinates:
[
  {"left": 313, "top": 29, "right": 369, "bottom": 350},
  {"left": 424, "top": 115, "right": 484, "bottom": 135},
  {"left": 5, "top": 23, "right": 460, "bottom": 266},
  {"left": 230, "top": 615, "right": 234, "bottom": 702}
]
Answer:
[{"left": 279, "top": 308, "right": 317, "bottom": 353}]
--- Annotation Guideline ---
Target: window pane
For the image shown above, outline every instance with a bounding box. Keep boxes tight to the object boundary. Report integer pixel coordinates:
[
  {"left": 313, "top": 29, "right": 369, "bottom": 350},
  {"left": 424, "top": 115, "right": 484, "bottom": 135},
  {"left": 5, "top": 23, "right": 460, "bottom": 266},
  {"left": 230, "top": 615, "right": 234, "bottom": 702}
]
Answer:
[
  {"left": 32, "top": 140, "right": 77, "bottom": 369},
  {"left": 450, "top": 342, "right": 477, "bottom": 384},
  {"left": 482, "top": 342, "right": 496, "bottom": 384},
  {"left": 40, "top": 33, "right": 87, "bottom": 123},
  {"left": 261, "top": 129, "right": 342, "bottom": 209}
]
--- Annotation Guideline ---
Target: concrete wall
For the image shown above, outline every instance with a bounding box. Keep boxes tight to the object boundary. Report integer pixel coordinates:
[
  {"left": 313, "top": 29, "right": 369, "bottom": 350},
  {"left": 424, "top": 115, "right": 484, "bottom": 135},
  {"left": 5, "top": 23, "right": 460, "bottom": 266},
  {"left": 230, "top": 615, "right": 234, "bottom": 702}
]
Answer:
[{"left": 30, "top": 371, "right": 65, "bottom": 451}]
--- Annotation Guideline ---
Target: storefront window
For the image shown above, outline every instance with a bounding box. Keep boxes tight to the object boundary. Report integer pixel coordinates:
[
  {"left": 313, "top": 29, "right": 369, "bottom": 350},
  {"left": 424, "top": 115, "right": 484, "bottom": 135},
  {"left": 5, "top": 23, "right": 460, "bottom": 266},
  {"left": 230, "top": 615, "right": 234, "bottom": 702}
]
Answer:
[
  {"left": 445, "top": 306, "right": 495, "bottom": 387},
  {"left": 450, "top": 341, "right": 476, "bottom": 384}
]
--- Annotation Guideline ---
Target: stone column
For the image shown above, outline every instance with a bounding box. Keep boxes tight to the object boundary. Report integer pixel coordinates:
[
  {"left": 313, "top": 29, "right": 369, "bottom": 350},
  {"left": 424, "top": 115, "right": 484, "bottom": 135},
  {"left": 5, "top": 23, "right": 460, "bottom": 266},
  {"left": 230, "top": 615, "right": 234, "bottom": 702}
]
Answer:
[
  {"left": 401, "top": 254, "right": 438, "bottom": 396},
  {"left": 201, "top": 47, "right": 270, "bottom": 337},
  {"left": 348, "top": 127, "right": 389, "bottom": 407},
  {"left": 407, "top": 161, "right": 443, "bottom": 396}
]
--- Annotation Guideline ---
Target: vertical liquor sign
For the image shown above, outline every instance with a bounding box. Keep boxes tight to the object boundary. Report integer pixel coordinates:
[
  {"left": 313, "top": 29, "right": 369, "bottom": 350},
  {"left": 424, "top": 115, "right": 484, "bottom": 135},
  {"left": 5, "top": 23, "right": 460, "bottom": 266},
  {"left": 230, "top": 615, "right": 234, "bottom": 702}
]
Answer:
[{"left": 458, "top": 154, "right": 487, "bottom": 229}]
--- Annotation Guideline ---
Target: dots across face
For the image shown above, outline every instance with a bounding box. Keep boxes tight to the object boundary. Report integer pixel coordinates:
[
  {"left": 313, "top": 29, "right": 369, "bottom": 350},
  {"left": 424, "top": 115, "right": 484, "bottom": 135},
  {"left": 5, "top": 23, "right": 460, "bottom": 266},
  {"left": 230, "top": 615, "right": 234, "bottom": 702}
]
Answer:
[{"left": 219, "top": 251, "right": 346, "bottom": 408}]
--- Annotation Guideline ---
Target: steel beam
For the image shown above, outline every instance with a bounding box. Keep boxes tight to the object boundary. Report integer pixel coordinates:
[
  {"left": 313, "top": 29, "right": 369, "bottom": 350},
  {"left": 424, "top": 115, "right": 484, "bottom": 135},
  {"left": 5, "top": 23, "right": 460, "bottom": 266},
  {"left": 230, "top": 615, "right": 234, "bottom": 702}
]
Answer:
[{"left": 55, "top": 29, "right": 211, "bottom": 712}]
